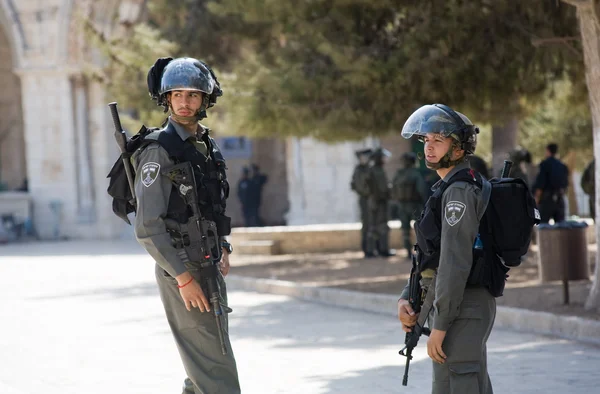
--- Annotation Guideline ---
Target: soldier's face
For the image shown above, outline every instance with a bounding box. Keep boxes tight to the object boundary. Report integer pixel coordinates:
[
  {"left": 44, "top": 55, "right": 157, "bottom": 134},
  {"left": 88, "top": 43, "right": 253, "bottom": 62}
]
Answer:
[
  {"left": 169, "top": 90, "right": 203, "bottom": 116},
  {"left": 423, "top": 133, "right": 452, "bottom": 164}
]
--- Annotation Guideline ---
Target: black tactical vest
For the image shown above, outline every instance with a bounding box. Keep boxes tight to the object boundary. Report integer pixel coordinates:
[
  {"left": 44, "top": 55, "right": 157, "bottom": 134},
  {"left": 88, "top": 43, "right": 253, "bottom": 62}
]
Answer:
[
  {"left": 144, "top": 122, "right": 231, "bottom": 236},
  {"left": 413, "top": 168, "right": 481, "bottom": 274}
]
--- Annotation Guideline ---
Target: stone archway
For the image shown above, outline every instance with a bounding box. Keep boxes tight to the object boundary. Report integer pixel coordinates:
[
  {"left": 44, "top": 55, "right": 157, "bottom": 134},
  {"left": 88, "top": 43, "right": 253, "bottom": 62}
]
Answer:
[
  {"left": 0, "top": 0, "right": 145, "bottom": 239},
  {"left": 0, "top": 4, "right": 25, "bottom": 191}
]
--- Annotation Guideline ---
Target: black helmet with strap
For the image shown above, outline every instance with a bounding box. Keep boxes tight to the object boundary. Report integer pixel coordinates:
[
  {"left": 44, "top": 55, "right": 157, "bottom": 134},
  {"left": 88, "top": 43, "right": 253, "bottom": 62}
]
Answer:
[{"left": 401, "top": 103, "right": 479, "bottom": 169}]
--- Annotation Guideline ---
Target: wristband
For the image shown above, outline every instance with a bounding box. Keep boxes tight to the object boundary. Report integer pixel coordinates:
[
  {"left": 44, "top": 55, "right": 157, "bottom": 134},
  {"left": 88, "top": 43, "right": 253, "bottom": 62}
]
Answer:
[{"left": 177, "top": 277, "right": 194, "bottom": 289}]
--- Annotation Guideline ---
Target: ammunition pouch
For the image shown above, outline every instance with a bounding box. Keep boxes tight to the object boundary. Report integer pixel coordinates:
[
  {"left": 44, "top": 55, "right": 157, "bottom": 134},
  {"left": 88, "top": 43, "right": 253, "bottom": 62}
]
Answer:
[{"left": 165, "top": 217, "right": 221, "bottom": 264}]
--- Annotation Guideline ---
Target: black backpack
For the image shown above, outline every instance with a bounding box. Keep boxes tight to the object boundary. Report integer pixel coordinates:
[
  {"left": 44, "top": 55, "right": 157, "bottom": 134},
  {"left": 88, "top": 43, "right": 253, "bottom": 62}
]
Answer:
[
  {"left": 106, "top": 125, "right": 158, "bottom": 224},
  {"left": 440, "top": 168, "right": 540, "bottom": 296}
]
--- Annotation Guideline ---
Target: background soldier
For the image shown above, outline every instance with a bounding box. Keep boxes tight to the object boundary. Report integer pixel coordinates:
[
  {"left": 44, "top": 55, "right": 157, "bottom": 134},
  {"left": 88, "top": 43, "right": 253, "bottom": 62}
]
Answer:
[
  {"left": 532, "top": 143, "right": 569, "bottom": 223},
  {"left": 237, "top": 166, "right": 254, "bottom": 226},
  {"left": 135, "top": 57, "right": 240, "bottom": 393},
  {"left": 248, "top": 163, "right": 268, "bottom": 226},
  {"left": 391, "top": 152, "right": 428, "bottom": 259},
  {"left": 351, "top": 148, "right": 374, "bottom": 256},
  {"left": 581, "top": 158, "right": 595, "bottom": 222},
  {"left": 366, "top": 148, "right": 396, "bottom": 257},
  {"left": 397, "top": 104, "right": 495, "bottom": 394}
]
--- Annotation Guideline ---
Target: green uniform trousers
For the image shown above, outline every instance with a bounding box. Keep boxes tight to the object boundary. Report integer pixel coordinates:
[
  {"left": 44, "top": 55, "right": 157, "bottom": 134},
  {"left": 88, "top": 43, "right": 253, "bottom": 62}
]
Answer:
[
  {"left": 431, "top": 287, "right": 496, "bottom": 394},
  {"left": 155, "top": 264, "right": 241, "bottom": 394}
]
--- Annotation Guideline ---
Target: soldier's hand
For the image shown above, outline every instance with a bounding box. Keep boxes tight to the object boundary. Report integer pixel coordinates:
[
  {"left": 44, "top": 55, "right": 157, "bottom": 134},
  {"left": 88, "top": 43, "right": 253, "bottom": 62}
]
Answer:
[
  {"left": 398, "top": 299, "right": 418, "bottom": 332},
  {"left": 219, "top": 249, "right": 231, "bottom": 276},
  {"left": 427, "top": 328, "right": 447, "bottom": 364},
  {"left": 176, "top": 272, "right": 211, "bottom": 312}
]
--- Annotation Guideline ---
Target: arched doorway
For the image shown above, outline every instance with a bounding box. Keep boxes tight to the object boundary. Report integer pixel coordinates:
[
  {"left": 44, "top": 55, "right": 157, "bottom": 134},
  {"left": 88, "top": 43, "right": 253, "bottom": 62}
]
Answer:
[{"left": 0, "top": 17, "right": 25, "bottom": 191}]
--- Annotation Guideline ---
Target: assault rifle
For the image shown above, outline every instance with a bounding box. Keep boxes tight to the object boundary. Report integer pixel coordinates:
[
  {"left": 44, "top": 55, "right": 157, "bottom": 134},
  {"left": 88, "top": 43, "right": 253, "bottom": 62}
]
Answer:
[
  {"left": 163, "top": 162, "right": 232, "bottom": 356},
  {"left": 398, "top": 247, "right": 432, "bottom": 386}
]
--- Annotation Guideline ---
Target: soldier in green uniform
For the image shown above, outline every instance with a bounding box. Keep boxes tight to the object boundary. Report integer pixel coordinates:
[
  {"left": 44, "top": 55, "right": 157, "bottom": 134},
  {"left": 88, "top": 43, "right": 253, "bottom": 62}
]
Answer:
[
  {"left": 397, "top": 104, "right": 495, "bottom": 394},
  {"left": 365, "top": 148, "right": 396, "bottom": 257},
  {"left": 391, "top": 152, "right": 428, "bottom": 259},
  {"left": 134, "top": 57, "right": 240, "bottom": 394},
  {"left": 351, "top": 148, "right": 374, "bottom": 256}
]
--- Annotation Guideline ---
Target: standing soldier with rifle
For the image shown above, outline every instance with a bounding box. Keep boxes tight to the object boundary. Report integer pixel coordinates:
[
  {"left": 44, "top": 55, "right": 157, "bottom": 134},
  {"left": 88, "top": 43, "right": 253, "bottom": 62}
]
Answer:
[
  {"left": 397, "top": 104, "right": 495, "bottom": 394},
  {"left": 110, "top": 57, "right": 240, "bottom": 394}
]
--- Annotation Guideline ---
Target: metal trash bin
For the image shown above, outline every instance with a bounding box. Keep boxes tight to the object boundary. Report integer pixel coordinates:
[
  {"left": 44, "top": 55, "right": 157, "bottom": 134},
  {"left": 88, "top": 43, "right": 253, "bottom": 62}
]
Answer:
[{"left": 537, "top": 221, "right": 590, "bottom": 283}]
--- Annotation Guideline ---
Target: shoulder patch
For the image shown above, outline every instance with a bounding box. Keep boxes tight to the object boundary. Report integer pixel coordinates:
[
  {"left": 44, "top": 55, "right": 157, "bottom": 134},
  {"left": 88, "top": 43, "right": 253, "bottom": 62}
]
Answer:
[
  {"left": 445, "top": 200, "right": 466, "bottom": 226},
  {"left": 141, "top": 162, "right": 161, "bottom": 187}
]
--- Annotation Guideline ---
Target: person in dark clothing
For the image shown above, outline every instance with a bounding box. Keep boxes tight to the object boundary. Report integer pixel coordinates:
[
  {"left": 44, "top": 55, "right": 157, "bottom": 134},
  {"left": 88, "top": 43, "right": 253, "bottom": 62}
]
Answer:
[
  {"left": 237, "top": 167, "right": 255, "bottom": 227},
  {"left": 532, "top": 143, "right": 569, "bottom": 223},
  {"left": 351, "top": 148, "right": 374, "bottom": 256},
  {"left": 581, "top": 158, "right": 595, "bottom": 222},
  {"left": 365, "top": 148, "right": 396, "bottom": 257},
  {"left": 249, "top": 163, "right": 268, "bottom": 226}
]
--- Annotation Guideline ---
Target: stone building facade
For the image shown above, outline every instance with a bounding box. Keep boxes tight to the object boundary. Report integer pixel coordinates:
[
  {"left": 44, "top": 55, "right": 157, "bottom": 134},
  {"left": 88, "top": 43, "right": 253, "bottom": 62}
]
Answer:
[{"left": 0, "top": 0, "right": 409, "bottom": 240}]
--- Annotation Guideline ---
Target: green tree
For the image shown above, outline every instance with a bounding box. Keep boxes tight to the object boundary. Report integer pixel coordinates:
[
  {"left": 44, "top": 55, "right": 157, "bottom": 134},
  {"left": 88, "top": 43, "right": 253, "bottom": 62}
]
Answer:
[{"left": 208, "top": 0, "right": 581, "bottom": 146}]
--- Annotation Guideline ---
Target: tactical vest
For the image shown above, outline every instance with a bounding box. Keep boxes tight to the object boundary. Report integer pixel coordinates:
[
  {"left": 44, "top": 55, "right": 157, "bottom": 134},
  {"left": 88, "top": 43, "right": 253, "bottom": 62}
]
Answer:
[
  {"left": 413, "top": 169, "right": 485, "bottom": 278},
  {"left": 143, "top": 122, "right": 231, "bottom": 236}
]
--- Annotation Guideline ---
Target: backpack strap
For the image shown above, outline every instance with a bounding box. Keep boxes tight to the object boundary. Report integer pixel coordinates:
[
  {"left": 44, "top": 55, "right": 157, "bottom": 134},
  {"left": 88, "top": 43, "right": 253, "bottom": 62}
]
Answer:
[{"left": 479, "top": 178, "right": 492, "bottom": 222}]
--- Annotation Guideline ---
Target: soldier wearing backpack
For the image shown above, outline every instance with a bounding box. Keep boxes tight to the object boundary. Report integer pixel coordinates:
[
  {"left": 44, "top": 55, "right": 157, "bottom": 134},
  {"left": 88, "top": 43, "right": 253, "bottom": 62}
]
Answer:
[
  {"left": 397, "top": 104, "right": 495, "bottom": 394},
  {"left": 351, "top": 148, "right": 373, "bottom": 256},
  {"left": 126, "top": 57, "right": 240, "bottom": 393},
  {"left": 391, "top": 152, "right": 428, "bottom": 259},
  {"left": 365, "top": 148, "right": 396, "bottom": 257}
]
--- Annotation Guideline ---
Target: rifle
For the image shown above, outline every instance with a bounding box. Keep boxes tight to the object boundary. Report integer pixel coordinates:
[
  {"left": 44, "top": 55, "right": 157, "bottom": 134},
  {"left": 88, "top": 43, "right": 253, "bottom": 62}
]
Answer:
[
  {"left": 163, "top": 162, "right": 232, "bottom": 356},
  {"left": 501, "top": 159, "right": 513, "bottom": 178},
  {"left": 108, "top": 102, "right": 136, "bottom": 207},
  {"left": 398, "top": 246, "right": 432, "bottom": 386}
]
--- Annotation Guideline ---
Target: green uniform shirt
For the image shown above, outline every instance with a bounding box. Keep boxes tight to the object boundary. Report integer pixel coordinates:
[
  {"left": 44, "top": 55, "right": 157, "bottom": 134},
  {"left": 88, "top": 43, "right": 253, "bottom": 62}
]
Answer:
[{"left": 132, "top": 117, "right": 210, "bottom": 278}]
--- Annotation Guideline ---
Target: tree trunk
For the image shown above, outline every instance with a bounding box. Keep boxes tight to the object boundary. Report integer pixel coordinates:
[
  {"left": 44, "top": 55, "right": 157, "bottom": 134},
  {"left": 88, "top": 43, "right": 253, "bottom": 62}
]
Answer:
[
  {"left": 491, "top": 116, "right": 519, "bottom": 176},
  {"left": 574, "top": 2, "right": 600, "bottom": 311}
]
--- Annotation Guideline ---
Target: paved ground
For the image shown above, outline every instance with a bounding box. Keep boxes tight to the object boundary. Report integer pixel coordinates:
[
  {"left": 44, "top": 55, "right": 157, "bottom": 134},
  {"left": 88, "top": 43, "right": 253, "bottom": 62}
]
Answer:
[{"left": 1, "top": 240, "right": 600, "bottom": 394}]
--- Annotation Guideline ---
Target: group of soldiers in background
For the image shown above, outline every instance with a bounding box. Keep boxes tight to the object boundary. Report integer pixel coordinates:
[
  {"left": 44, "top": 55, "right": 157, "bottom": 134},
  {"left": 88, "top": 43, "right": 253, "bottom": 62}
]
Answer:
[
  {"left": 351, "top": 142, "right": 592, "bottom": 259},
  {"left": 351, "top": 148, "right": 428, "bottom": 259}
]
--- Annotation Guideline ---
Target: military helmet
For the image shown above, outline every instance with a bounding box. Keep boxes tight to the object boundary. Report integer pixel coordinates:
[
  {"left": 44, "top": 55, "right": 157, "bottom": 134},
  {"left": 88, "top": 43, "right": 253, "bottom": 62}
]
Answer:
[
  {"left": 401, "top": 104, "right": 479, "bottom": 154},
  {"left": 371, "top": 147, "right": 392, "bottom": 159},
  {"left": 355, "top": 148, "right": 374, "bottom": 159},
  {"left": 159, "top": 58, "right": 216, "bottom": 96},
  {"left": 147, "top": 57, "right": 223, "bottom": 118}
]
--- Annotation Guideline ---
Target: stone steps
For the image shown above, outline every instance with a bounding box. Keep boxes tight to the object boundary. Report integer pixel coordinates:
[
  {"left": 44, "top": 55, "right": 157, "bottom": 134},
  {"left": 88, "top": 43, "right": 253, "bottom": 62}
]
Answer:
[{"left": 236, "top": 240, "right": 281, "bottom": 255}]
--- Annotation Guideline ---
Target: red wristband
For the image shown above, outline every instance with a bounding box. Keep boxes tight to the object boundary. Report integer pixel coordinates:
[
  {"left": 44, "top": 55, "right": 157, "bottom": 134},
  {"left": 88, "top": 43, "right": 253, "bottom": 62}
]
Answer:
[{"left": 177, "top": 277, "right": 194, "bottom": 289}]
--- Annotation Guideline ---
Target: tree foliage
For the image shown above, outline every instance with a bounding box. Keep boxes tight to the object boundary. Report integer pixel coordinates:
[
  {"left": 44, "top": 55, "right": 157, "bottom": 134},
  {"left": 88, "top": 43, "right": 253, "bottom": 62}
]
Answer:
[
  {"left": 209, "top": 0, "right": 582, "bottom": 140},
  {"left": 84, "top": 1, "right": 584, "bottom": 142},
  {"left": 520, "top": 79, "right": 593, "bottom": 170}
]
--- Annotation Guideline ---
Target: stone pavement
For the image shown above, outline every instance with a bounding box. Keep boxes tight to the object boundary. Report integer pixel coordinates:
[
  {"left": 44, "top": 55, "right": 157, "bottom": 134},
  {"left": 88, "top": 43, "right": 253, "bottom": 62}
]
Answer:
[{"left": 1, "top": 239, "right": 600, "bottom": 394}]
